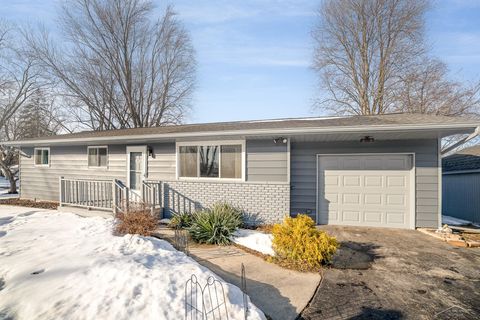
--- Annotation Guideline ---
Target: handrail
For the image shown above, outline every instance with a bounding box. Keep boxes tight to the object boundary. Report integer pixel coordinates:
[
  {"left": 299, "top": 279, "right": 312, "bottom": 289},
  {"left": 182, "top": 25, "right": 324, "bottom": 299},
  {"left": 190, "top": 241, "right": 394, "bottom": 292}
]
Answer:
[
  {"left": 59, "top": 176, "right": 113, "bottom": 211},
  {"left": 60, "top": 176, "right": 163, "bottom": 215}
]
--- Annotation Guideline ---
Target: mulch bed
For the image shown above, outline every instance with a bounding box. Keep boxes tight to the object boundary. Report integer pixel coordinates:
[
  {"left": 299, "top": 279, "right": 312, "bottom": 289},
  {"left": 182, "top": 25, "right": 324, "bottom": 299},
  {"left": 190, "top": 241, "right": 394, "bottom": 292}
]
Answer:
[{"left": 0, "top": 198, "right": 59, "bottom": 210}]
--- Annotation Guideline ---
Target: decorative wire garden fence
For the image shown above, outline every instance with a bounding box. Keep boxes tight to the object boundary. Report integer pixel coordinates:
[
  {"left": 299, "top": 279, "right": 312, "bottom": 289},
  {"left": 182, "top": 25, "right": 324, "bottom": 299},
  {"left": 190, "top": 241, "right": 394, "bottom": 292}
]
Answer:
[
  {"left": 185, "top": 265, "right": 250, "bottom": 320},
  {"left": 185, "top": 275, "right": 229, "bottom": 320},
  {"left": 241, "top": 263, "right": 248, "bottom": 320}
]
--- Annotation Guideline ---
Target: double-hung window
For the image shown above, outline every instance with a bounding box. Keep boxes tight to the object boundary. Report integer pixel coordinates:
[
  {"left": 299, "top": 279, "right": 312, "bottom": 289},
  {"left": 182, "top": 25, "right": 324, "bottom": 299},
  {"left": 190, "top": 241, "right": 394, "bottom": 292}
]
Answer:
[
  {"left": 34, "top": 148, "right": 50, "bottom": 166},
  {"left": 178, "top": 142, "right": 243, "bottom": 180},
  {"left": 88, "top": 146, "right": 108, "bottom": 168}
]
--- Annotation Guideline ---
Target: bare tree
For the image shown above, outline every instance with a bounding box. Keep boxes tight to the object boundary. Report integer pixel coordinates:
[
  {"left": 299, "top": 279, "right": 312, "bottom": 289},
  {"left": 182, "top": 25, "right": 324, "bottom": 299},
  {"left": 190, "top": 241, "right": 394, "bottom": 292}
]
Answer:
[
  {"left": 396, "top": 57, "right": 480, "bottom": 117},
  {"left": 313, "top": 0, "right": 429, "bottom": 115},
  {"left": 26, "top": 0, "right": 196, "bottom": 130},
  {"left": 0, "top": 21, "right": 41, "bottom": 193}
]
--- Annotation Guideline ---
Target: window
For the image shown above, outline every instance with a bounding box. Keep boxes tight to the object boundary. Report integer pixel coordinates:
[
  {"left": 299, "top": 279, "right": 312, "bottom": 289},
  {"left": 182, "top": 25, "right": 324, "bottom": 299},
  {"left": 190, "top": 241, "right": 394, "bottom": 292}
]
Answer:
[
  {"left": 88, "top": 147, "right": 108, "bottom": 167},
  {"left": 178, "top": 142, "right": 243, "bottom": 179},
  {"left": 34, "top": 148, "right": 50, "bottom": 166},
  {"left": 179, "top": 146, "right": 198, "bottom": 177}
]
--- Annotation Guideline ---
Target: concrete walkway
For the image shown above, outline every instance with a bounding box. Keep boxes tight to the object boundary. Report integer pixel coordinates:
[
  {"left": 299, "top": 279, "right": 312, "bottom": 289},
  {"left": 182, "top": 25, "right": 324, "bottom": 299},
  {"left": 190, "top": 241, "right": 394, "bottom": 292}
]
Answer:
[{"left": 155, "top": 228, "right": 321, "bottom": 320}]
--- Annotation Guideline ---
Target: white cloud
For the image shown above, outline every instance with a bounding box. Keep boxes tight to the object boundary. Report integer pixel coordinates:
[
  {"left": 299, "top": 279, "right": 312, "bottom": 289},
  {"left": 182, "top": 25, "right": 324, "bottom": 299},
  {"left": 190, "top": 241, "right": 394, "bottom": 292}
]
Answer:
[{"left": 168, "top": 0, "right": 316, "bottom": 24}]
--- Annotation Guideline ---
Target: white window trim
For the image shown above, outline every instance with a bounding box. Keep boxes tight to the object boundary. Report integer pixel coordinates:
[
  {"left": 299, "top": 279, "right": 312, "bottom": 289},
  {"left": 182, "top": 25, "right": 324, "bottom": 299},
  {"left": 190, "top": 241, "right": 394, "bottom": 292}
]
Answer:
[
  {"left": 87, "top": 146, "right": 109, "bottom": 169},
  {"left": 176, "top": 140, "right": 246, "bottom": 182},
  {"left": 34, "top": 147, "right": 50, "bottom": 167}
]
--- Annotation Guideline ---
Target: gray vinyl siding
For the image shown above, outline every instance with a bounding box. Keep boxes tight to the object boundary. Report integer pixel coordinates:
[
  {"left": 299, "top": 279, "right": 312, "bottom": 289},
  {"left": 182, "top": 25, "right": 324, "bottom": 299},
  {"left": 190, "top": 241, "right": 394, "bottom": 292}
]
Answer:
[
  {"left": 19, "top": 139, "right": 287, "bottom": 202},
  {"left": 443, "top": 172, "right": 480, "bottom": 224},
  {"left": 290, "top": 139, "right": 440, "bottom": 228},
  {"left": 19, "top": 143, "right": 175, "bottom": 202},
  {"left": 246, "top": 139, "right": 288, "bottom": 182},
  {"left": 20, "top": 145, "right": 127, "bottom": 201},
  {"left": 148, "top": 143, "right": 176, "bottom": 180}
]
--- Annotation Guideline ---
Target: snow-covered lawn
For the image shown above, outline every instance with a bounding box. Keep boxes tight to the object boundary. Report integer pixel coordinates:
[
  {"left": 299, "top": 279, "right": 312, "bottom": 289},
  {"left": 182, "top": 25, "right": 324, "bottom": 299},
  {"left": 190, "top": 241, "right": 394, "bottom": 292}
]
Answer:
[
  {"left": 0, "top": 176, "right": 18, "bottom": 199},
  {"left": 232, "top": 229, "right": 274, "bottom": 256},
  {"left": 0, "top": 206, "right": 265, "bottom": 320}
]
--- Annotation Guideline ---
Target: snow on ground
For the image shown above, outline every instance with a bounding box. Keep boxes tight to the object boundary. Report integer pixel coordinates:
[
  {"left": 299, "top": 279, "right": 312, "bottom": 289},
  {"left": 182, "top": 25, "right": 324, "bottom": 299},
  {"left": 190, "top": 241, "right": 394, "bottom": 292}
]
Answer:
[
  {"left": 232, "top": 229, "right": 274, "bottom": 256},
  {"left": 442, "top": 215, "right": 478, "bottom": 227},
  {"left": 0, "top": 206, "right": 265, "bottom": 320},
  {"left": 0, "top": 176, "right": 19, "bottom": 199}
]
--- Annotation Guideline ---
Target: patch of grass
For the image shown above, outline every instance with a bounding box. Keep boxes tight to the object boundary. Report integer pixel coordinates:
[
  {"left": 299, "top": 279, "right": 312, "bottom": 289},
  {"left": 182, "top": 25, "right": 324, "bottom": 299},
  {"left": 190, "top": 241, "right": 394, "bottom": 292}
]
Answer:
[{"left": 0, "top": 198, "right": 58, "bottom": 210}]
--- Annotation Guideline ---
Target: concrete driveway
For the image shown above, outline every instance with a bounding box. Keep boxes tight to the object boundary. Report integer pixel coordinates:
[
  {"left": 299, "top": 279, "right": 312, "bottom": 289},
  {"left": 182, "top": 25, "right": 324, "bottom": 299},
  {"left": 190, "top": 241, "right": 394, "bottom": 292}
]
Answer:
[{"left": 300, "top": 226, "right": 480, "bottom": 320}]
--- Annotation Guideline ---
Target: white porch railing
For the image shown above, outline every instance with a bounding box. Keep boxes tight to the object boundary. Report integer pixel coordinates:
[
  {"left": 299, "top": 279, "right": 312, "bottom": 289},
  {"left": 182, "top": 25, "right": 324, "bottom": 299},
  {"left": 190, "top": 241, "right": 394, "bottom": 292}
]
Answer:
[
  {"left": 60, "top": 177, "right": 163, "bottom": 215},
  {"left": 59, "top": 177, "right": 113, "bottom": 210},
  {"left": 142, "top": 180, "right": 163, "bottom": 210}
]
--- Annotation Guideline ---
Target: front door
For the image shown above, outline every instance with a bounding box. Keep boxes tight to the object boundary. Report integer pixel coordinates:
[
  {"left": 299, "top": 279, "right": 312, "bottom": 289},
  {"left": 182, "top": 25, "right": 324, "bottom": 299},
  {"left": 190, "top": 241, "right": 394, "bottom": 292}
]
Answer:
[{"left": 127, "top": 146, "right": 147, "bottom": 196}]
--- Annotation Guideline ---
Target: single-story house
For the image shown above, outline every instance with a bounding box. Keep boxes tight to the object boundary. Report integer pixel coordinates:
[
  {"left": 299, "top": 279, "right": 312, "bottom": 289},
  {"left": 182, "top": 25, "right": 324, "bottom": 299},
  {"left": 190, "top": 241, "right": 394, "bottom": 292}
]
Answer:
[
  {"left": 4, "top": 113, "right": 479, "bottom": 229},
  {"left": 442, "top": 145, "right": 480, "bottom": 225}
]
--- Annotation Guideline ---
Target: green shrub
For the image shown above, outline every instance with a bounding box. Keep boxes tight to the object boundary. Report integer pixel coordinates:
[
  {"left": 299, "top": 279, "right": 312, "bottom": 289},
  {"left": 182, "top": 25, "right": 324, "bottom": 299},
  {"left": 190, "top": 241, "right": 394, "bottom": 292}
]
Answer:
[
  {"left": 169, "top": 212, "right": 193, "bottom": 229},
  {"left": 188, "top": 202, "right": 243, "bottom": 245},
  {"left": 272, "top": 214, "right": 338, "bottom": 271}
]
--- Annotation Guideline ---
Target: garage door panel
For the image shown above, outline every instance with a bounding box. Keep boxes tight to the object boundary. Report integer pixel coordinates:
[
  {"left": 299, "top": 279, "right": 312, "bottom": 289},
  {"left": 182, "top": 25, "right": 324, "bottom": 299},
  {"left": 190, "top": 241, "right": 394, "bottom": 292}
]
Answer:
[
  {"left": 324, "top": 176, "right": 339, "bottom": 186},
  {"left": 364, "top": 194, "right": 382, "bottom": 205},
  {"left": 343, "top": 211, "right": 361, "bottom": 222},
  {"left": 386, "top": 194, "right": 406, "bottom": 206},
  {"left": 365, "top": 175, "right": 382, "bottom": 187},
  {"left": 318, "top": 154, "right": 412, "bottom": 229},
  {"left": 324, "top": 193, "right": 338, "bottom": 203},
  {"left": 343, "top": 193, "right": 360, "bottom": 204},
  {"left": 343, "top": 175, "right": 361, "bottom": 186},
  {"left": 386, "top": 176, "right": 407, "bottom": 187},
  {"left": 386, "top": 212, "right": 405, "bottom": 224},
  {"left": 364, "top": 211, "right": 383, "bottom": 222}
]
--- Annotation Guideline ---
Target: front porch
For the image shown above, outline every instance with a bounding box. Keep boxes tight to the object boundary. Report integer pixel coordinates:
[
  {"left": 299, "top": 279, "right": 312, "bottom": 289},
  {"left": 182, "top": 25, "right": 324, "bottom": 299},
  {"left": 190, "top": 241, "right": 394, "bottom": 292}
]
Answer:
[{"left": 58, "top": 177, "right": 163, "bottom": 215}]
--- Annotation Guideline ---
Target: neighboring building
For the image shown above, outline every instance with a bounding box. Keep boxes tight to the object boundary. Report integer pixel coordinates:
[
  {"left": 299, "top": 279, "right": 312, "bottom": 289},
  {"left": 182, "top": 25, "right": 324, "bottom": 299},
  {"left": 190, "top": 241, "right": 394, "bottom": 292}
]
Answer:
[
  {"left": 442, "top": 145, "right": 480, "bottom": 225},
  {"left": 4, "top": 113, "right": 479, "bottom": 229}
]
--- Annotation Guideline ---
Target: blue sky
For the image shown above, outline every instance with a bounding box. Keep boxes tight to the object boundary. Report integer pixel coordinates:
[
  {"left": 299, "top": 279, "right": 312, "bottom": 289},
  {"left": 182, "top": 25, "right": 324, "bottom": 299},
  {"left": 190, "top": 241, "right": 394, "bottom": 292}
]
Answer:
[{"left": 1, "top": 0, "right": 480, "bottom": 123}]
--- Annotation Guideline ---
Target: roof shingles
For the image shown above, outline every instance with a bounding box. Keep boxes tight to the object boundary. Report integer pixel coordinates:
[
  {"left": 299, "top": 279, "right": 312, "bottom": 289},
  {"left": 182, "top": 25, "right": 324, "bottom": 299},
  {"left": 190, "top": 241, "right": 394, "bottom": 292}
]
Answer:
[{"left": 9, "top": 113, "right": 479, "bottom": 144}]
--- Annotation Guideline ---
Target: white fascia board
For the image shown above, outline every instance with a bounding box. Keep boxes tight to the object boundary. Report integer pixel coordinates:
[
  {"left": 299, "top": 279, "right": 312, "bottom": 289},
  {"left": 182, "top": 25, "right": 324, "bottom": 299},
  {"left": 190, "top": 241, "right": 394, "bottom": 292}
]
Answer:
[{"left": 3, "top": 122, "right": 479, "bottom": 147}]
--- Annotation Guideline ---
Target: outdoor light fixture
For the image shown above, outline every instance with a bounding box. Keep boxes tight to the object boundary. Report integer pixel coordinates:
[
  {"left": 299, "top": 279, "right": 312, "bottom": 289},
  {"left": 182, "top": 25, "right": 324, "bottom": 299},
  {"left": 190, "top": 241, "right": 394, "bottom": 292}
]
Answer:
[
  {"left": 360, "top": 136, "right": 375, "bottom": 143},
  {"left": 273, "top": 137, "right": 288, "bottom": 144},
  {"left": 147, "top": 146, "right": 154, "bottom": 157}
]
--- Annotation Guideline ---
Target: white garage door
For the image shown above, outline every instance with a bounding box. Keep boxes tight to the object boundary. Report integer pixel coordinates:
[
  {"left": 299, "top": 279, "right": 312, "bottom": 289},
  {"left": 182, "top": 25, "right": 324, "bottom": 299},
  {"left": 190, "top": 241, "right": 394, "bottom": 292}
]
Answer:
[{"left": 317, "top": 154, "right": 413, "bottom": 229}]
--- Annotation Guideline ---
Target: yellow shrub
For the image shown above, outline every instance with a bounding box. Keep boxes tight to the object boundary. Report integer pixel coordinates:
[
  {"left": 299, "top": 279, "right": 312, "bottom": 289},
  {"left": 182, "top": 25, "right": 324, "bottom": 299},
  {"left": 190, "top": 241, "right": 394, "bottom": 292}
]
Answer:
[{"left": 272, "top": 214, "right": 338, "bottom": 271}]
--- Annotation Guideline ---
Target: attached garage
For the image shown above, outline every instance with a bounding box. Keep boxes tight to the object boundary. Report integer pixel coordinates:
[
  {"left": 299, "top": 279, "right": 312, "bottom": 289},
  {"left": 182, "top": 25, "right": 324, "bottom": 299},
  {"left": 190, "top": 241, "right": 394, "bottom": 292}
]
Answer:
[{"left": 316, "top": 154, "right": 415, "bottom": 229}]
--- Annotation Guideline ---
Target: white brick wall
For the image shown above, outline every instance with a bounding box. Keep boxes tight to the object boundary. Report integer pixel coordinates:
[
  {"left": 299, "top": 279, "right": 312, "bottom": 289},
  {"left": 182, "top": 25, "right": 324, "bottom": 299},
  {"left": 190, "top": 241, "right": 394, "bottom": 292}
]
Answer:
[{"left": 162, "top": 181, "right": 290, "bottom": 225}]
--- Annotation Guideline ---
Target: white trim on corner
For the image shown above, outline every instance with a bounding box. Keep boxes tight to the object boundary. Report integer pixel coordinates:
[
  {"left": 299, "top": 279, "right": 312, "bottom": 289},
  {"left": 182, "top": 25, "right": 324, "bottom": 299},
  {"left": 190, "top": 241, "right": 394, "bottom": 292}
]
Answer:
[
  {"left": 175, "top": 140, "right": 246, "bottom": 182},
  {"left": 315, "top": 152, "right": 416, "bottom": 230},
  {"left": 286, "top": 138, "right": 291, "bottom": 184},
  {"left": 437, "top": 136, "right": 442, "bottom": 229},
  {"left": 33, "top": 147, "right": 51, "bottom": 167},
  {"left": 87, "top": 145, "right": 109, "bottom": 169}
]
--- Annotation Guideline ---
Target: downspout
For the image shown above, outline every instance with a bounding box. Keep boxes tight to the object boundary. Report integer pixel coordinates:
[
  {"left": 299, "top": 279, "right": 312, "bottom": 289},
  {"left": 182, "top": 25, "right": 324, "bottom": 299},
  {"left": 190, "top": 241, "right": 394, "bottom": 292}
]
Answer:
[{"left": 441, "top": 126, "right": 480, "bottom": 156}]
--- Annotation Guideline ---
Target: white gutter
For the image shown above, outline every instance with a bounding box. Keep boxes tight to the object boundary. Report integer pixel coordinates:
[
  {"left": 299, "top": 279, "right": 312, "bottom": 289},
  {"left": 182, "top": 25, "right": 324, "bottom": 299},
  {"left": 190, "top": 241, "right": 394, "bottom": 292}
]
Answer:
[
  {"left": 441, "top": 126, "right": 480, "bottom": 156},
  {"left": 2, "top": 122, "right": 479, "bottom": 146}
]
